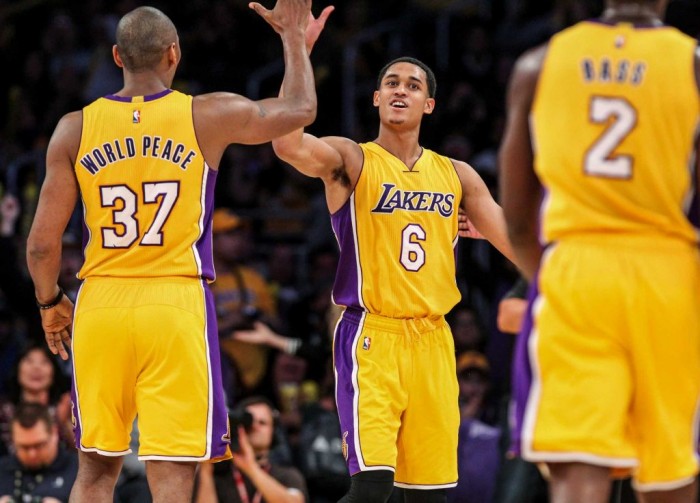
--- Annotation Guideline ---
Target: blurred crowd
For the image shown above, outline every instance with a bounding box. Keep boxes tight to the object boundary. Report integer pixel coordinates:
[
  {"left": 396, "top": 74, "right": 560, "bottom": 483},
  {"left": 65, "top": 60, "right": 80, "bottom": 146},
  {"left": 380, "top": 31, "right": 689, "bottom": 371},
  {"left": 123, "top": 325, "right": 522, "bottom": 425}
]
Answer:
[{"left": 0, "top": 0, "right": 698, "bottom": 502}]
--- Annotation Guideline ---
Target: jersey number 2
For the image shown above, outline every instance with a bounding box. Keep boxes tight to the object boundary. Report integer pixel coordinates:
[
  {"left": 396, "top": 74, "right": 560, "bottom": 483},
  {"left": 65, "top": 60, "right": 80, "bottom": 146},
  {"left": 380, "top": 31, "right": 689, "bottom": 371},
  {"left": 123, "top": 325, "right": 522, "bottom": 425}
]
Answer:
[
  {"left": 584, "top": 96, "right": 636, "bottom": 179},
  {"left": 100, "top": 182, "right": 180, "bottom": 248}
]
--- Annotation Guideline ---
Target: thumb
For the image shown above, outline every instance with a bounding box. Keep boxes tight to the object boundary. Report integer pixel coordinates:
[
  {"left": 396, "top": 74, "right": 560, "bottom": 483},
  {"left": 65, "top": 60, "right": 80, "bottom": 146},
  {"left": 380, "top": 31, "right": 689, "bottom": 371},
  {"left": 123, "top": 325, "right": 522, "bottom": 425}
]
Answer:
[
  {"left": 318, "top": 5, "right": 335, "bottom": 26},
  {"left": 249, "top": 2, "right": 270, "bottom": 19}
]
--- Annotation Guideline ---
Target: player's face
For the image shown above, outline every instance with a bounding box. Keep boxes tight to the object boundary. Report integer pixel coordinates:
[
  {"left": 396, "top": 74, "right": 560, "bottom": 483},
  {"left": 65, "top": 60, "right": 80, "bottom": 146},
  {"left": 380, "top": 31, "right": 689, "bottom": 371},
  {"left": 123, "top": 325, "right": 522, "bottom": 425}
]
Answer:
[
  {"left": 374, "top": 63, "right": 435, "bottom": 128},
  {"left": 245, "top": 403, "right": 274, "bottom": 454}
]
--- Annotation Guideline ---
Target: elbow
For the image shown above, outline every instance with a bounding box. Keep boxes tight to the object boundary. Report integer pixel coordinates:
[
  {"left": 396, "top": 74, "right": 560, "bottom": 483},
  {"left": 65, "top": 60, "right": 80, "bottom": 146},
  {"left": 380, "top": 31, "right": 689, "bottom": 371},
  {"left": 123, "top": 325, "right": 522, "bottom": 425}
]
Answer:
[
  {"left": 301, "top": 100, "right": 317, "bottom": 127},
  {"left": 26, "top": 236, "right": 57, "bottom": 264}
]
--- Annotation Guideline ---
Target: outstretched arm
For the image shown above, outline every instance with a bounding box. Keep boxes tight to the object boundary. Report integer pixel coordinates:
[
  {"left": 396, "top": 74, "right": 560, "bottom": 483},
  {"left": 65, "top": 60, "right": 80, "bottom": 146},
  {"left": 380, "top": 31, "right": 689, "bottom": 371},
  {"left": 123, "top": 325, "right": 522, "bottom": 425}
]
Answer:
[
  {"left": 26, "top": 112, "right": 81, "bottom": 360},
  {"left": 498, "top": 45, "right": 547, "bottom": 282},
  {"left": 194, "top": 0, "right": 317, "bottom": 168}
]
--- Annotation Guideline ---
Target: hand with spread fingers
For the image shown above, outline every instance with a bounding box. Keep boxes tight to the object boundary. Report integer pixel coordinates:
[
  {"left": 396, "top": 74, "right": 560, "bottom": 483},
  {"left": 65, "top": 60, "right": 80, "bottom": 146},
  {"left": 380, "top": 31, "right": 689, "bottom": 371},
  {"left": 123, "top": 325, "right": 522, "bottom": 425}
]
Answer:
[
  {"left": 305, "top": 5, "right": 334, "bottom": 53},
  {"left": 248, "top": 0, "right": 311, "bottom": 36},
  {"left": 40, "top": 294, "right": 75, "bottom": 361}
]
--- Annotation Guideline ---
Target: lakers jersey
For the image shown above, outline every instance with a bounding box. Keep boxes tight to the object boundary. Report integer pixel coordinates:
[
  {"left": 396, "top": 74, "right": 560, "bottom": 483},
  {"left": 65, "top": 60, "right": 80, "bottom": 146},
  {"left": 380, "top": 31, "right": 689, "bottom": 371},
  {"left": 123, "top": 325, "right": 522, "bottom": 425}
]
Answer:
[
  {"left": 331, "top": 142, "right": 462, "bottom": 318},
  {"left": 532, "top": 21, "right": 699, "bottom": 245},
  {"left": 75, "top": 89, "right": 216, "bottom": 280}
]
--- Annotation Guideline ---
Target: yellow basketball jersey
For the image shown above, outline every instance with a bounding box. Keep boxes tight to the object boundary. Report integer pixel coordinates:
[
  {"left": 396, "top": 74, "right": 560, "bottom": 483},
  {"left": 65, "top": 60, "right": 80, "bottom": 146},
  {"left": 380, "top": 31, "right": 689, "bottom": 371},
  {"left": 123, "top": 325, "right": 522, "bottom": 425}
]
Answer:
[
  {"left": 532, "top": 21, "right": 699, "bottom": 245},
  {"left": 75, "top": 90, "right": 216, "bottom": 280},
  {"left": 331, "top": 142, "right": 462, "bottom": 318}
]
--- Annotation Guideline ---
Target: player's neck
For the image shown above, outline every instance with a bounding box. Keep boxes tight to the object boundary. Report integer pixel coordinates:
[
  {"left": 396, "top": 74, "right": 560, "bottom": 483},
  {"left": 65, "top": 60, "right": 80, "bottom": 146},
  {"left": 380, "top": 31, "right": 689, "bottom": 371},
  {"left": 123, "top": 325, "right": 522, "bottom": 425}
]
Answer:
[
  {"left": 374, "top": 129, "right": 422, "bottom": 167},
  {"left": 600, "top": 3, "right": 662, "bottom": 26},
  {"left": 117, "top": 71, "right": 171, "bottom": 97}
]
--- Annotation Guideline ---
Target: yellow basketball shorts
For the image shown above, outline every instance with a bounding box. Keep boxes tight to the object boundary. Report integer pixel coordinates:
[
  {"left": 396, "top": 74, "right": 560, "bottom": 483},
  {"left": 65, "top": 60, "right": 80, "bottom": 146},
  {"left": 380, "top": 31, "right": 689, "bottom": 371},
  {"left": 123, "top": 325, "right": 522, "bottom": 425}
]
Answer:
[
  {"left": 517, "top": 236, "right": 700, "bottom": 491},
  {"left": 333, "top": 308, "right": 460, "bottom": 489},
  {"left": 71, "top": 277, "right": 232, "bottom": 461}
]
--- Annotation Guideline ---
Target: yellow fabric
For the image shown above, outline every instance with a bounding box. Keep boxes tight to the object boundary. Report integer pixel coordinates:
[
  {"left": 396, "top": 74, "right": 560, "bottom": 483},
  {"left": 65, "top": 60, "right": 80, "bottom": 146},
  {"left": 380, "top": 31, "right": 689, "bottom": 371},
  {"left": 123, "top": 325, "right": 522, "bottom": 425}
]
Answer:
[
  {"left": 351, "top": 312, "right": 459, "bottom": 486},
  {"left": 526, "top": 236, "right": 700, "bottom": 487},
  {"left": 351, "top": 142, "right": 462, "bottom": 318},
  {"left": 72, "top": 277, "right": 227, "bottom": 459},
  {"left": 532, "top": 22, "right": 699, "bottom": 245},
  {"left": 75, "top": 90, "right": 211, "bottom": 279}
]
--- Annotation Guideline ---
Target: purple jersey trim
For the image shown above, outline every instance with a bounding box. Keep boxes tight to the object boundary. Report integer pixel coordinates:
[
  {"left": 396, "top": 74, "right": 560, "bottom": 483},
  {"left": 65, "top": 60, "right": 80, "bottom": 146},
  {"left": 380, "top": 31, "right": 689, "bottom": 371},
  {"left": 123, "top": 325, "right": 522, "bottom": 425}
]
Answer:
[
  {"left": 104, "top": 89, "right": 173, "bottom": 102},
  {"left": 330, "top": 197, "right": 361, "bottom": 308},
  {"left": 196, "top": 169, "right": 217, "bottom": 281},
  {"left": 509, "top": 275, "right": 540, "bottom": 457},
  {"left": 203, "top": 280, "right": 231, "bottom": 459}
]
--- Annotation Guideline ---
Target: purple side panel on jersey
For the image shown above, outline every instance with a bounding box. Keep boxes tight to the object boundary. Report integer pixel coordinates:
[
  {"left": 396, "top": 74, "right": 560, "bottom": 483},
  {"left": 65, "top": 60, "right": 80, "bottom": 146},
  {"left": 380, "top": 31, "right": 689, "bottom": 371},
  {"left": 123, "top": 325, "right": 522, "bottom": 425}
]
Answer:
[
  {"left": 204, "top": 281, "right": 230, "bottom": 458},
  {"left": 334, "top": 315, "right": 361, "bottom": 475},
  {"left": 509, "top": 277, "right": 540, "bottom": 457},
  {"left": 196, "top": 169, "right": 217, "bottom": 281},
  {"left": 330, "top": 199, "right": 361, "bottom": 309}
]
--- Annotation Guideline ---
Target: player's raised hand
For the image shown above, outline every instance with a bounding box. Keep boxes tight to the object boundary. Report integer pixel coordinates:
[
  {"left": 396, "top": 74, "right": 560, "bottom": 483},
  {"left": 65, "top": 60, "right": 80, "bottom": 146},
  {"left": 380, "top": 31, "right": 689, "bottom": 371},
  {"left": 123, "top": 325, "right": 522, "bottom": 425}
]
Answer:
[
  {"left": 306, "top": 5, "right": 334, "bottom": 53},
  {"left": 40, "top": 294, "right": 75, "bottom": 361},
  {"left": 249, "top": 0, "right": 311, "bottom": 35}
]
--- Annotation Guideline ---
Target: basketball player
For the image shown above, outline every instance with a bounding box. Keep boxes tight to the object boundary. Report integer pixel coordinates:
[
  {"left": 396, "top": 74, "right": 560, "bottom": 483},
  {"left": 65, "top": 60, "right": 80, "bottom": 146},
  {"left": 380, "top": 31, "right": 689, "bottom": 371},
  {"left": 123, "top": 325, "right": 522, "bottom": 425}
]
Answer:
[
  {"left": 25, "top": 2, "right": 317, "bottom": 502},
  {"left": 272, "top": 49, "right": 517, "bottom": 502},
  {"left": 499, "top": 0, "right": 700, "bottom": 502}
]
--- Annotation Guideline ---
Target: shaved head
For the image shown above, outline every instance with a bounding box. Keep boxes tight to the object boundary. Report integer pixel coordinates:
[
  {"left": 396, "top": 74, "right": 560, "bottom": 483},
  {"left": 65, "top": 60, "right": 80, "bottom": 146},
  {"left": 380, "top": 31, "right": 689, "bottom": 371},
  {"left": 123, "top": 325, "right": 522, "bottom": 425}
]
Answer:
[{"left": 116, "top": 6, "right": 177, "bottom": 72}]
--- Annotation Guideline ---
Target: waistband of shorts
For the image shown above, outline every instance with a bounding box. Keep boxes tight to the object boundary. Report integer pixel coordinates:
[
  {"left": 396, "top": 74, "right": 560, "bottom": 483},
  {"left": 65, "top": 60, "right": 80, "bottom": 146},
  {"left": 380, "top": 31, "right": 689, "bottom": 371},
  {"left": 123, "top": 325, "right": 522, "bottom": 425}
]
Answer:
[
  {"left": 341, "top": 308, "right": 447, "bottom": 335},
  {"left": 82, "top": 276, "right": 205, "bottom": 286}
]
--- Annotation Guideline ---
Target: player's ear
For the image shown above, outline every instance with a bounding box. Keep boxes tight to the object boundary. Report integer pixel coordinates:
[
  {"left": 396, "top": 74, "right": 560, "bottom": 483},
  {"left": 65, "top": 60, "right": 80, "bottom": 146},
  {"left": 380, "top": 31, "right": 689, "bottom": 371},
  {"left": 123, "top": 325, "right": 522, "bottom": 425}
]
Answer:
[
  {"left": 424, "top": 98, "right": 435, "bottom": 115},
  {"left": 373, "top": 90, "right": 380, "bottom": 108},
  {"left": 113, "top": 45, "right": 124, "bottom": 69}
]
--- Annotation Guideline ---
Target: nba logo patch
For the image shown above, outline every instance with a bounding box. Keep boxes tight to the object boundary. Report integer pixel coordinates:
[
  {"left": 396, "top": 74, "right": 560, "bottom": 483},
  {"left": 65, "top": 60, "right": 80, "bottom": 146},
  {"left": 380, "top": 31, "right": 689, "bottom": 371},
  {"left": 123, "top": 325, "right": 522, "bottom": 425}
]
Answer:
[
  {"left": 342, "top": 431, "right": 349, "bottom": 460},
  {"left": 132, "top": 110, "right": 141, "bottom": 123},
  {"left": 362, "top": 337, "right": 371, "bottom": 350}
]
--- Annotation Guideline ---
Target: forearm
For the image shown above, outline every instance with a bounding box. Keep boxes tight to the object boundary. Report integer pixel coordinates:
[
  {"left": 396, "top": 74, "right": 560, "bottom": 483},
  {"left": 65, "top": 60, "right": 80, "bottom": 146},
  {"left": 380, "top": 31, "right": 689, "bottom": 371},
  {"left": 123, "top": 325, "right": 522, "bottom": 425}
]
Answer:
[
  {"left": 507, "top": 231, "right": 542, "bottom": 283},
  {"left": 26, "top": 240, "right": 62, "bottom": 303},
  {"left": 245, "top": 464, "right": 302, "bottom": 503},
  {"left": 279, "top": 30, "right": 316, "bottom": 124}
]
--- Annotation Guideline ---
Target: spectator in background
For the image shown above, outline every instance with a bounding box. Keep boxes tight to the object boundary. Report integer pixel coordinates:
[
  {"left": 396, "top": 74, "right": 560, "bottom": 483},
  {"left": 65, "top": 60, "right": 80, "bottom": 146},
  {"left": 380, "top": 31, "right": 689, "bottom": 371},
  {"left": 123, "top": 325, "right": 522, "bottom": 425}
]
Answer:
[
  {"left": 0, "top": 345, "right": 72, "bottom": 456},
  {"left": 0, "top": 402, "right": 78, "bottom": 503},
  {"left": 449, "top": 351, "right": 501, "bottom": 503},
  {"left": 195, "top": 396, "right": 308, "bottom": 503},
  {"left": 212, "top": 208, "right": 280, "bottom": 405}
]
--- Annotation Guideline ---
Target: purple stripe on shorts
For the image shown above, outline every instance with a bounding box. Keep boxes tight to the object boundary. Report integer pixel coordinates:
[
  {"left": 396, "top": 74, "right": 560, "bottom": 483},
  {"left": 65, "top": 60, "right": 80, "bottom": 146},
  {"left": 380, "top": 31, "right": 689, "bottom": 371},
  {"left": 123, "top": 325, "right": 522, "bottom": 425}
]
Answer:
[
  {"left": 204, "top": 281, "right": 231, "bottom": 459},
  {"left": 196, "top": 169, "right": 217, "bottom": 281},
  {"left": 330, "top": 198, "right": 361, "bottom": 308},
  {"left": 334, "top": 315, "right": 362, "bottom": 475},
  {"left": 509, "top": 276, "right": 540, "bottom": 457},
  {"left": 71, "top": 371, "right": 81, "bottom": 449}
]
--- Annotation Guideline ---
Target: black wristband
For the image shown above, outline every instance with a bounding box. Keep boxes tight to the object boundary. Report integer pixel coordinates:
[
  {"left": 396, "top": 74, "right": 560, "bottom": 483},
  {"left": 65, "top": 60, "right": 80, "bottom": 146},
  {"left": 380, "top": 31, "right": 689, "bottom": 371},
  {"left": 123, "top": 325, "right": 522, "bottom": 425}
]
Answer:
[{"left": 36, "top": 287, "right": 64, "bottom": 310}]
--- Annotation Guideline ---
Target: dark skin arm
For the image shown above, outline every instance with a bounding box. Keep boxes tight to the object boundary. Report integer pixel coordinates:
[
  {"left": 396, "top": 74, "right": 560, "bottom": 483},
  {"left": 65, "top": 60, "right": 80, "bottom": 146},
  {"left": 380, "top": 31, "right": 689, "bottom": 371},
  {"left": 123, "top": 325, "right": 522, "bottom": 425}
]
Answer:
[
  {"left": 194, "top": 0, "right": 317, "bottom": 170},
  {"left": 26, "top": 112, "right": 81, "bottom": 360},
  {"left": 695, "top": 47, "right": 700, "bottom": 224},
  {"left": 498, "top": 44, "right": 547, "bottom": 282}
]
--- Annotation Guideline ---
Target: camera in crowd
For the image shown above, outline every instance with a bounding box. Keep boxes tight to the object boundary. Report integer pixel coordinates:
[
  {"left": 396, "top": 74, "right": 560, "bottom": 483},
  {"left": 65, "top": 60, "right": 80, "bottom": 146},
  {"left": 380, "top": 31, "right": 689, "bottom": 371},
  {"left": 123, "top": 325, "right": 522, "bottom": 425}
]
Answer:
[{"left": 228, "top": 408, "right": 254, "bottom": 453}]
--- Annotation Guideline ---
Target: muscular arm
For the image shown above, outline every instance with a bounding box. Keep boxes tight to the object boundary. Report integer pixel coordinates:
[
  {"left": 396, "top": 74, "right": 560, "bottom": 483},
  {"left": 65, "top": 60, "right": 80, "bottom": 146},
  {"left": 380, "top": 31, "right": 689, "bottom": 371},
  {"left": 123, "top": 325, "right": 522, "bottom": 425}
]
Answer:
[
  {"left": 194, "top": 5, "right": 316, "bottom": 169},
  {"left": 27, "top": 112, "right": 81, "bottom": 302},
  {"left": 454, "top": 160, "right": 517, "bottom": 265},
  {"left": 498, "top": 45, "right": 547, "bottom": 282},
  {"left": 26, "top": 111, "right": 80, "bottom": 360}
]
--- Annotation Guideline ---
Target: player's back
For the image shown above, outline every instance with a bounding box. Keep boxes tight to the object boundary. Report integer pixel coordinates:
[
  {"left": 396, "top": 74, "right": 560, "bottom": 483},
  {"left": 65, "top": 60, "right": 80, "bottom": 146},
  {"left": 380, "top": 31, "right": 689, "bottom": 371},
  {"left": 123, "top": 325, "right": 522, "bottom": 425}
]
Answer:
[
  {"left": 532, "top": 20, "right": 699, "bottom": 245},
  {"left": 75, "top": 89, "right": 215, "bottom": 280},
  {"left": 331, "top": 142, "right": 462, "bottom": 319}
]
